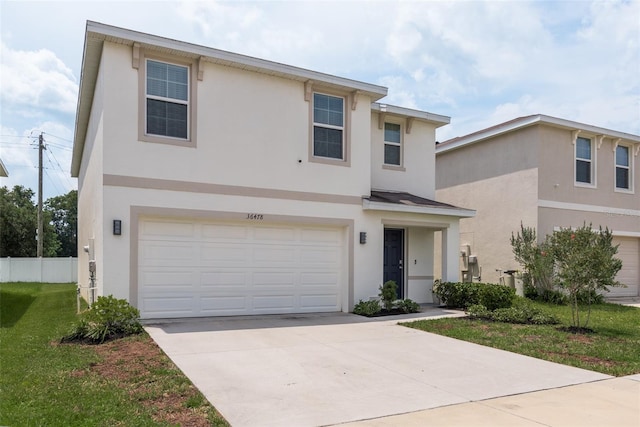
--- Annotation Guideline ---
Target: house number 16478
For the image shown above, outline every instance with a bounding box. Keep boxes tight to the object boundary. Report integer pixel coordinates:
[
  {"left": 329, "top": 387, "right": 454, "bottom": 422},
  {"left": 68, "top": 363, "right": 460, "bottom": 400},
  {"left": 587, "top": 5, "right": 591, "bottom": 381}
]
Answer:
[{"left": 246, "top": 213, "right": 264, "bottom": 220}]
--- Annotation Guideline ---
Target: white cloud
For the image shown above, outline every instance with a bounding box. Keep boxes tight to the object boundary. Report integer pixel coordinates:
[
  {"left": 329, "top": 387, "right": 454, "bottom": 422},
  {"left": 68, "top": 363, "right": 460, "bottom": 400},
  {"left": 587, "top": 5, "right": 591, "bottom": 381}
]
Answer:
[{"left": 0, "top": 42, "right": 78, "bottom": 116}]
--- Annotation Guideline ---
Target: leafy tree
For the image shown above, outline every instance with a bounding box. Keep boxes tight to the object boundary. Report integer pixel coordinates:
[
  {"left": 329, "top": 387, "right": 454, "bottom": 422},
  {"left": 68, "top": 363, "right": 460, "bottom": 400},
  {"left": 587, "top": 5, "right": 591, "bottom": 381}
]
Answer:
[
  {"left": 0, "top": 185, "right": 59, "bottom": 257},
  {"left": 548, "top": 225, "right": 622, "bottom": 329},
  {"left": 45, "top": 190, "right": 77, "bottom": 257},
  {"left": 511, "top": 223, "right": 554, "bottom": 295}
]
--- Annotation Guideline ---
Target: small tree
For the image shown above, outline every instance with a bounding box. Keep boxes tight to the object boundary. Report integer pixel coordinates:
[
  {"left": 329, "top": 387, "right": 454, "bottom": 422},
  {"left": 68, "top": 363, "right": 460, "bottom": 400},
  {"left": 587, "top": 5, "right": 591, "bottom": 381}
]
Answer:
[
  {"left": 511, "top": 223, "right": 554, "bottom": 295},
  {"left": 379, "top": 280, "right": 398, "bottom": 311},
  {"left": 548, "top": 225, "right": 622, "bottom": 329}
]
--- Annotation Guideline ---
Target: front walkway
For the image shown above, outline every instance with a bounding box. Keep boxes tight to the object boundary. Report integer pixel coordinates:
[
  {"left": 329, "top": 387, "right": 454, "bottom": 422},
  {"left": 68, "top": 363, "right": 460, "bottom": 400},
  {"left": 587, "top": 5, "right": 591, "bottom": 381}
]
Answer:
[{"left": 145, "top": 308, "right": 613, "bottom": 427}]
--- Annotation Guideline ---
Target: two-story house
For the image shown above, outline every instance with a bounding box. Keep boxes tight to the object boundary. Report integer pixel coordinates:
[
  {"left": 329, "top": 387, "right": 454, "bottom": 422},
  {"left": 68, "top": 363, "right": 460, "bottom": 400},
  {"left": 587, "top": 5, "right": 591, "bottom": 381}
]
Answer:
[
  {"left": 71, "top": 22, "right": 474, "bottom": 319},
  {"left": 435, "top": 115, "right": 639, "bottom": 297}
]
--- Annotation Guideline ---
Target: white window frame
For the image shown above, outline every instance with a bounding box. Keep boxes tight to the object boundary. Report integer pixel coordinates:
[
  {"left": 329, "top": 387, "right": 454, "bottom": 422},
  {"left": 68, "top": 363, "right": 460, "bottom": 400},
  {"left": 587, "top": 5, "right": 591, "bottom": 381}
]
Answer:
[
  {"left": 310, "top": 92, "right": 348, "bottom": 164},
  {"left": 383, "top": 122, "right": 404, "bottom": 169},
  {"left": 145, "top": 59, "right": 190, "bottom": 140},
  {"left": 575, "top": 136, "right": 596, "bottom": 188},
  {"left": 614, "top": 144, "right": 633, "bottom": 193}
]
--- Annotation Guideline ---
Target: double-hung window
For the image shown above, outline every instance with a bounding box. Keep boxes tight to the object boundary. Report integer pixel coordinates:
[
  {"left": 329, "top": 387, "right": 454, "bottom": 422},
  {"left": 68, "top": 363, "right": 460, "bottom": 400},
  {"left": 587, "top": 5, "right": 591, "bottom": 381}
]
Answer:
[
  {"left": 615, "top": 145, "right": 631, "bottom": 190},
  {"left": 313, "top": 93, "right": 344, "bottom": 160},
  {"left": 575, "top": 137, "right": 593, "bottom": 185},
  {"left": 146, "top": 59, "right": 189, "bottom": 139},
  {"left": 384, "top": 123, "right": 401, "bottom": 166}
]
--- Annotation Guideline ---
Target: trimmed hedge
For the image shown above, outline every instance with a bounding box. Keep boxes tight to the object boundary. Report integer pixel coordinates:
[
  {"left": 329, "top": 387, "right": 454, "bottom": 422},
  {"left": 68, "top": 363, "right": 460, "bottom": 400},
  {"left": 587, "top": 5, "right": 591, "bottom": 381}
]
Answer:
[{"left": 433, "top": 282, "right": 515, "bottom": 310}]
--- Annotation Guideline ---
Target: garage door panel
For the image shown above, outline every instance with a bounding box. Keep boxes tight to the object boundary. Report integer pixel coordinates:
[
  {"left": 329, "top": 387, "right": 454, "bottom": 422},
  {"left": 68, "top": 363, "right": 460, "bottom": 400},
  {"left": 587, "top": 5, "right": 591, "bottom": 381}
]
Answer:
[
  {"left": 252, "top": 295, "right": 296, "bottom": 310},
  {"left": 300, "top": 228, "right": 342, "bottom": 243},
  {"left": 610, "top": 237, "right": 639, "bottom": 297},
  {"left": 300, "top": 272, "right": 339, "bottom": 286},
  {"left": 142, "top": 221, "right": 195, "bottom": 239},
  {"left": 200, "top": 296, "right": 249, "bottom": 312},
  {"left": 201, "top": 224, "right": 249, "bottom": 240},
  {"left": 200, "top": 271, "right": 248, "bottom": 288},
  {"left": 252, "top": 272, "right": 296, "bottom": 287},
  {"left": 139, "top": 219, "right": 344, "bottom": 318},
  {"left": 252, "top": 247, "right": 296, "bottom": 264},
  {"left": 140, "top": 270, "right": 194, "bottom": 289},
  {"left": 300, "top": 294, "right": 339, "bottom": 309},
  {"left": 300, "top": 248, "right": 340, "bottom": 267},
  {"left": 142, "top": 296, "right": 195, "bottom": 317},
  {"left": 253, "top": 226, "right": 296, "bottom": 242},
  {"left": 200, "top": 245, "right": 249, "bottom": 265},
  {"left": 142, "top": 243, "right": 195, "bottom": 265}
]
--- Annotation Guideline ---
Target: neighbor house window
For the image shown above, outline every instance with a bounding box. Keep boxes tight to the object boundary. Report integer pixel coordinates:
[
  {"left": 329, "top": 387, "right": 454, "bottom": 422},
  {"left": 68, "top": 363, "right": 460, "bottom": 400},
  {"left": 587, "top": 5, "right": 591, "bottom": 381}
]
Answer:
[
  {"left": 615, "top": 145, "right": 630, "bottom": 190},
  {"left": 384, "top": 123, "right": 402, "bottom": 166},
  {"left": 146, "top": 59, "right": 189, "bottom": 139},
  {"left": 575, "top": 137, "right": 594, "bottom": 185},
  {"left": 313, "top": 93, "right": 344, "bottom": 160}
]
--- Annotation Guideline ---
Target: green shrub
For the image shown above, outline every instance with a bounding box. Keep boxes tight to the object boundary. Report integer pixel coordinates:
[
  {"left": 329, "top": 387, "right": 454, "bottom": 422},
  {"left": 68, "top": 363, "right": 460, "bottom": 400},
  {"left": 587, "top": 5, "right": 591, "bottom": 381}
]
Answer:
[
  {"left": 353, "top": 299, "right": 381, "bottom": 316},
  {"left": 479, "top": 283, "right": 515, "bottom": 310},
  {"left": 536, "top": 289, "right": 569, "bottom": 305},
  {"left": 395, "top": 299, "right": 421, "bottom": 314},
  {"left": 466, "top": 301, "right": 559, "bottom": 325},
  {"left": 433, "top": 282, "right": 514, "bottom": 310},
  {"left": 466, "top": 304, "right": 492, "bottom": 320},
  {"left": 576, "top": 289, "right": 605, "bottom": 305},
  {"left": 379, "top": 280, "right": 398, "bottom": 311},
  {"left": 62, "top": 295, "right": 143, "bottom": 344}
]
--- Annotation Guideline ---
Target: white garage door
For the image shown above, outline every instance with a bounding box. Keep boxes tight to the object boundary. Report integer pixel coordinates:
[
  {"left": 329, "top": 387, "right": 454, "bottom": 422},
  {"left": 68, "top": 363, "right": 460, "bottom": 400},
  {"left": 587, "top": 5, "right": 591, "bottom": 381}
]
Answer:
[
  {"left": 138, "top": 218, "right": 344, "bottom": 318},
  {"left": 609, "top": 237, "right": 639, "bottom": 297}
]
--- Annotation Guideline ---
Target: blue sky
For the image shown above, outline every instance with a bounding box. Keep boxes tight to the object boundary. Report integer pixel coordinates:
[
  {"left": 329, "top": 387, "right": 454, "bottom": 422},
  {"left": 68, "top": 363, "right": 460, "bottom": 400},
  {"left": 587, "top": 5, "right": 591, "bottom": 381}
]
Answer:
[{"left": 1, "top": 0, "right": 639, "bottom": 200}]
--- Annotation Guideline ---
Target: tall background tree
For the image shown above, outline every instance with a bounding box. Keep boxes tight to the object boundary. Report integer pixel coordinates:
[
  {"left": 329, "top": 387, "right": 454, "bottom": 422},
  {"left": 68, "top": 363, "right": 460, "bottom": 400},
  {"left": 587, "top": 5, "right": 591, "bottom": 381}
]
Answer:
[
  {"left": 1, "top": 185, "right": 60, "bottom": 257},
  {"left": 44, "top": 190, "right": 77, "bottom": 257}
]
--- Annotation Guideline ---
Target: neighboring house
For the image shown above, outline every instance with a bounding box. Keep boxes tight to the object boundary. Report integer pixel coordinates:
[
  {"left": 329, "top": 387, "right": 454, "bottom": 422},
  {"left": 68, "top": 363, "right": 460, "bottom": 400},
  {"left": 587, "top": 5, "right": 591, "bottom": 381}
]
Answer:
[
  {"left": 0, "top": 158, "right": 8, "bottom": 177},
  {"left": 71, "top": 22, "right": 474, "bottom": 319},
  {"left": 435, "top": 114, "right": 640, "bottom": 297}
]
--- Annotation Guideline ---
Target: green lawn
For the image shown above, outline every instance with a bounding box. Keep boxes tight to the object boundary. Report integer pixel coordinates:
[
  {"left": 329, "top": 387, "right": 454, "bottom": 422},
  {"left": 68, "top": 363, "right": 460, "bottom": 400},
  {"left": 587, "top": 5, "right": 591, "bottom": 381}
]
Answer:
[
  {"left": 0, "top": 282, "right": 227, "bottom": 426},
  {"left": 403, "top": 301, "right": 640, "bottom": 377}
]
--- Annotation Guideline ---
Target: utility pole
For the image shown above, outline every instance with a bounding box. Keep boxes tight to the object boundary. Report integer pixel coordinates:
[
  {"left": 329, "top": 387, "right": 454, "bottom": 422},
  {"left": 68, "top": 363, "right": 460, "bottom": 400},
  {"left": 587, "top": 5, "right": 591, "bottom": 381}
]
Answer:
[{"left": 37, "top": 133, "right": 44, "bottom": 257}]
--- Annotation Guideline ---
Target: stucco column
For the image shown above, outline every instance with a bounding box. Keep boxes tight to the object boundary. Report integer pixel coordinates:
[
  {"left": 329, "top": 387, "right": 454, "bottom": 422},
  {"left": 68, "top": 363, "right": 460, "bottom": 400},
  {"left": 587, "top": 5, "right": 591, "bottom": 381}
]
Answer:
[{"left": 441, "top": 223, "right": 461, "bottom": 283}]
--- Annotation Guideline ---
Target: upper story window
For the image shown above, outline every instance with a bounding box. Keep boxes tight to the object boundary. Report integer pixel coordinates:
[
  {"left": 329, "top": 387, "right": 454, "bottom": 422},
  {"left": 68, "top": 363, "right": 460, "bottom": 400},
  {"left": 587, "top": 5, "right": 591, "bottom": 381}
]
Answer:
[
  {"left": 313, "top": 93, "right": 344, "bottom": 160},
  {"left": 615, "top": 145, "right": 631, "bottom": 190},
  {"left": 146, "top": 59, "right": 189, "bottom": 139},
  {"left": 384, "top": 123, "right": 401, "bottom": 166},
  {"left": 575, "top": 137, "right": 594, "bottom": 185}
]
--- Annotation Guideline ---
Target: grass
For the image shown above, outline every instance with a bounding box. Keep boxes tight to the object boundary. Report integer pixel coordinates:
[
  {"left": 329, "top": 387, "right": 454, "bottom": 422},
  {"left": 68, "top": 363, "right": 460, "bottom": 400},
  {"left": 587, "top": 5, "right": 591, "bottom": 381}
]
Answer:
[
  {"left": 403, "top": 300, "right": 640, "bottom": 377},
  {"left": 0, "top": 282, "right": 228, "bottom": 426}
]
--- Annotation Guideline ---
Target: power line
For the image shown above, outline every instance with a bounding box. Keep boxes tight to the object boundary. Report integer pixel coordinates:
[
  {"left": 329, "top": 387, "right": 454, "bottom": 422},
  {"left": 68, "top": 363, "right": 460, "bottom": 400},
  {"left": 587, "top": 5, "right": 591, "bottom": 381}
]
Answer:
[{"left": 43, "top": 132, "right": 73, "bottom": 143}]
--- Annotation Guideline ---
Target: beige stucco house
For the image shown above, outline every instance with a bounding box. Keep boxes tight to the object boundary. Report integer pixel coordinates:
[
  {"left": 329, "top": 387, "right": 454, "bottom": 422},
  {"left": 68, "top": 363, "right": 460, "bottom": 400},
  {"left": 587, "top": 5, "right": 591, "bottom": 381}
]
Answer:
[
  {"left": 436, "top": 114, "right": 639, "bottom": 297},
  {"left": 71, "top": 22, "right": 474, "bottom": 319}
]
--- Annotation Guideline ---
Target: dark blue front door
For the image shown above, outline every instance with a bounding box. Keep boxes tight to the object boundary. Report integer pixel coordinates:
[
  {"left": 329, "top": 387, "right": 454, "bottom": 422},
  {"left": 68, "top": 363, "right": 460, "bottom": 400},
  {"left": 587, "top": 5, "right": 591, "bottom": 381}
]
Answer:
[{"left": 383, "top": 228, "right": 404, "bottom": 299}]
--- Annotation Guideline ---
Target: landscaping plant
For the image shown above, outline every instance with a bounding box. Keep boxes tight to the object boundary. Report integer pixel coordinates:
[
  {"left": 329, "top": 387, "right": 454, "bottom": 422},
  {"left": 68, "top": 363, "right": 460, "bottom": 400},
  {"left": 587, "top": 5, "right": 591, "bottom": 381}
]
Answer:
[
  {"left": 63, "top": 295, "right": 143, "bottom": 343},
  {"left": 378, "top": 280, "right": 398, "bottom": 311},
  {"left": 432, "top": 281, "right": 514, "bottom": 310},
  {"left": 353, "top": 299, "right": 382, "bottom": 316},
  {"left": 548, "top": 225, "right": 622, "bottom": 329},
  {"left": 511, "top": 223, "right": 555, "bottom": 297}
]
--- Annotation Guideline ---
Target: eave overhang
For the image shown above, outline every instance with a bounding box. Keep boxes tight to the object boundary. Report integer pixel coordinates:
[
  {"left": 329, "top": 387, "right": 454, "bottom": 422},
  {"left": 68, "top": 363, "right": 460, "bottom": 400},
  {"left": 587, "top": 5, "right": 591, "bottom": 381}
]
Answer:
[{"left": 436, "top": 114, "right": 640, "bottom": 155}]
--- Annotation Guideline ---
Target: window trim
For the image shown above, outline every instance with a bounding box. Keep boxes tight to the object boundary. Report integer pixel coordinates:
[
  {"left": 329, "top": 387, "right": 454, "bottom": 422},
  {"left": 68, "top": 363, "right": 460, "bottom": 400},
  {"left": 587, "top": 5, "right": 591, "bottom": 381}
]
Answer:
[
  {"left": 614, "top": 143, "right": 634, "bottom": 194},
  {"left": 382, "top": 121, "right": 405, "bottom": 170},
  {"left": 137, "top": 52, "right": 198, "bottom": 147},
  {"left": 308, "top": 90, "right": 351, "bottom": 167},
  {"left": 574, "top": 136, "right": 596, "bottom": 188}
]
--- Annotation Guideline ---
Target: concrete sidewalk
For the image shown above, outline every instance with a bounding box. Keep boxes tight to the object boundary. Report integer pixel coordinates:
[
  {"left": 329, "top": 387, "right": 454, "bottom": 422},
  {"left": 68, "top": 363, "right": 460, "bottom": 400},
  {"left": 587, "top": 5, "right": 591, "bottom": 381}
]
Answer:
[
  {"left": 144, "top": 308, "right": 629, "bottom": 426},
  {"left": 340, "top": 375, "right": 640, "bottom": 426}
]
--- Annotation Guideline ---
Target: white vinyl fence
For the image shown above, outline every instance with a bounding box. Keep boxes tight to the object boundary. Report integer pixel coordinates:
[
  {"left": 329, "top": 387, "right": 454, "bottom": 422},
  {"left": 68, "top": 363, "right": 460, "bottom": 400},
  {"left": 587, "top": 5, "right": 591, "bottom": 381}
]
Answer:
[{"left": 0, "top": 257, "right": 78, "bottom": 283}]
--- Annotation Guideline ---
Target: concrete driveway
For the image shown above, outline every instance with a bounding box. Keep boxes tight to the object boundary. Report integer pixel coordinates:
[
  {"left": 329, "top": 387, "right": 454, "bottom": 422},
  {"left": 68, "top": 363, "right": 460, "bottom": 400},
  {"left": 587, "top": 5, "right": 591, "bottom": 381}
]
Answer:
[{"left": 145, "top": 310, "right": 611, "bottom": 427}]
